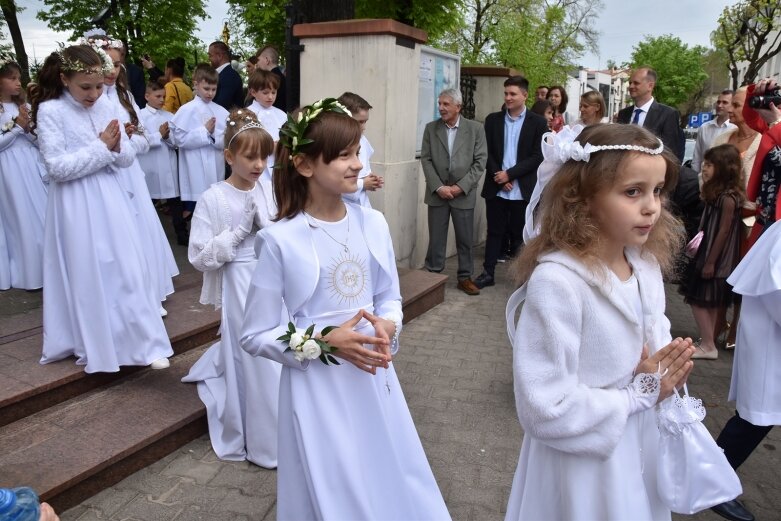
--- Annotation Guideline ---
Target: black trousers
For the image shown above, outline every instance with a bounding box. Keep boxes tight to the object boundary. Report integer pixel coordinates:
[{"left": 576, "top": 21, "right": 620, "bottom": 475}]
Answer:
[
  {"left": 716, "top": 410, "right": 774, "bottom": 469},
  {"left": 483, "top": 197, "right": 526, "bottom": 276}
]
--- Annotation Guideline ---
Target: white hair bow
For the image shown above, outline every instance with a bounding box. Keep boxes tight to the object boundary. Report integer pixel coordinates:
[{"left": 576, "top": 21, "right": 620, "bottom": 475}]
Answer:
[{"left": 522, "top": 125, "right": 585, "bottom": 243}]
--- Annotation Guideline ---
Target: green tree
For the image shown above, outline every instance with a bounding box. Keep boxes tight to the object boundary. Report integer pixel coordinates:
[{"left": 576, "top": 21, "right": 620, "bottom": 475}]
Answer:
[
  {"left": 445, "top": 0, "right": 601, "bottom": 88},
  {"left": 494, "top": 0, "right": 601, "bottom": 89},
  {"left": 356, "top": 0, "right": 465, "bottom": 43},
  {"left": 36, "top": 0, "right": 207, "bottom": 65},
  {"left": 629, "top": 35, "right": 708, "bottom": 109},
  {"left": 227, "top": 0, "right": 465, "bottom": 57},
  {"left": 712, "top": 0, "right": 781, "bottom": 89},
  {"left": 1, "top": 1, "right": 29, "bottom": 83}
]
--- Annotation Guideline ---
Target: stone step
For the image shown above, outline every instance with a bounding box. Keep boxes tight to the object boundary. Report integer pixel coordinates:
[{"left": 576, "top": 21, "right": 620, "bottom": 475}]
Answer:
[
  {"left": 0, "top": 272, "right": 221, "bottom": 427},
  {"left": 398, "top": 268, "right": 448, "bottom": 324},
  {"left": 0, "top": 268, "right": 446, "bottom": 513},
  {"left": 0, "top": 346, "right": 208, "bottom": 512}
]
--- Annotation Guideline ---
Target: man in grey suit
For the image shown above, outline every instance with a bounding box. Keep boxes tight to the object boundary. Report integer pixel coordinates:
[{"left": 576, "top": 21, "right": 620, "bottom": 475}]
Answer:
[
  {"left": 617, "top": 67, "right": 684, "bottom": 162},
  {"left": 421, "top": 88, "right": 488, "bottom": 295}
]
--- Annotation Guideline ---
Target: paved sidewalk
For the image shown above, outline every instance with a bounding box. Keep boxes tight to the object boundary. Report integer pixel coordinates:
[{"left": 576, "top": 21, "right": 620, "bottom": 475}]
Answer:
[{"left": 60, "top": 248, "right": 781, "bottom": 521}]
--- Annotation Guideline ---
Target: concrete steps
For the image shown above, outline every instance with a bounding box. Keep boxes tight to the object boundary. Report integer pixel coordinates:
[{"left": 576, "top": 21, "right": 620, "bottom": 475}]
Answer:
[{"left": 0, "top": 267, "right": 447, "bottom": 513}]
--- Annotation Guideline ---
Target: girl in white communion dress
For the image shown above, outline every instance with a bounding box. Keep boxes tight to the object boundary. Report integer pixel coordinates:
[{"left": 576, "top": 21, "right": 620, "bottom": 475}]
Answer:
[{"left": 505, "top": 123, "right": 695, "bottom": 520}]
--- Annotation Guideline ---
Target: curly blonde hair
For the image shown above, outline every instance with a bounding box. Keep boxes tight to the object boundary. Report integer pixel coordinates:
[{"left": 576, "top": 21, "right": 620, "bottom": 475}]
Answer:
[{"left": 514, "top": 124, "right": 685, "bottom": 283}]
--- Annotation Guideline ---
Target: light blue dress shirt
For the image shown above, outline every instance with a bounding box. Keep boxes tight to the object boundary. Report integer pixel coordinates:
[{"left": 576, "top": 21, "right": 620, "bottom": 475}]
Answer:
[{"left": 498, "top": 109, "right": 525, "bottom": 201}]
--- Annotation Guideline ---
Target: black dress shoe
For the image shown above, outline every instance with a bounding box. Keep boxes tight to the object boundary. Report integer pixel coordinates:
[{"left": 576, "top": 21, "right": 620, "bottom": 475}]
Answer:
[
  {"left": 711, "top": 499, "right": 755, "bottom": 521},
  {"left": 474, "top": 271, "right": 495, "bottom": 288}
]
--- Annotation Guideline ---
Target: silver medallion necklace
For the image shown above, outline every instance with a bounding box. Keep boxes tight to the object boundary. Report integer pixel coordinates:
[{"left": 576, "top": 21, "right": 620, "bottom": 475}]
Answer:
[{"left": 309, "top": 210, "right": 350, "bottom": 253}]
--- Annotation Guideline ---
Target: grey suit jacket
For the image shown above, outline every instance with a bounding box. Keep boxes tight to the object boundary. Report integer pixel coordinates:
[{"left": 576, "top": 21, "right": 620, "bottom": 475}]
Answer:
[{"left": 420, "top": 117, "right": 488, "bottom": 209}]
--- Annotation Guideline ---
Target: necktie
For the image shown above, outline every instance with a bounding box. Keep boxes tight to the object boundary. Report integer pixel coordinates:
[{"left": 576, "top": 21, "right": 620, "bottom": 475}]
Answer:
[{"left": 631, "top": 108, "right": 643, "bottom": 125}]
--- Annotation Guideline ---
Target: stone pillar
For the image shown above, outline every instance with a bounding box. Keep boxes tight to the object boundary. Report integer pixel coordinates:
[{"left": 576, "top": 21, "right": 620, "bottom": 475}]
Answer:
[{"left": 294, "top": 19, "right": 427, "bottom": 266}]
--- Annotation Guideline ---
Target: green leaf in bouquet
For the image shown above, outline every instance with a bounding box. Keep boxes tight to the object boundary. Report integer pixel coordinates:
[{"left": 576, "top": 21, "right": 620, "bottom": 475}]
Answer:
[{"left": 321, "top": 325, "right": 337, "bottom": 336}]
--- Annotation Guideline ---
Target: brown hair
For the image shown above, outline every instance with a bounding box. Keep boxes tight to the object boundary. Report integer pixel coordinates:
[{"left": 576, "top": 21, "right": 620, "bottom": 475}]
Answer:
[
  {"left": 0, "top": 60, "right": 25, "bottom": 105},
  {"left": 338, "top": 92, "right": 372, "bottom": 113},
  {"left": 547, "top": 85, "right": 568, "bottom": 114},
  {"left": 193, "top": 63, "right": 218, "bottom": 84},
  {"left": 146, "top": 79, "right": 166, "bottom": 92},
  {"left": 274, "top": 110, "right": 361, "bottom": 221},
  {"left": 28, "top": 45, "right": 104, "bottom": 134},
  {"left": 701, "top": 144, "right": 746, "bottom": 204},
  {"left": 248, "top": 69, "right": 279, "bottom": 92},
  {"left": 224, "top": 108, "right": 274, "bottom": 157},
  {"left": 514, "top": 124, "right": 684, "bottom": 282},
  {"left": 580, "top": 90, "right": 606, "bottom": 121}
]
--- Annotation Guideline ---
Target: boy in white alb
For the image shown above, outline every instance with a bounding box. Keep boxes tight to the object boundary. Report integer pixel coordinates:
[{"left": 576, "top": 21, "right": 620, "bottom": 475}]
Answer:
[
  {"left": 170, "top": 64, "right": 228, "bottom": 207},
  {"left": 138, "top": 79, "right": 178, "bottom": 200},
  {"left": 246, "top": 69, "right": 287, "bottom": 177}
]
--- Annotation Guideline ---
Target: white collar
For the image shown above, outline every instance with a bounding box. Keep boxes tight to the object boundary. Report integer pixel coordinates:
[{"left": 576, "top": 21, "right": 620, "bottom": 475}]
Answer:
[
  {"left": 145, "top": 105, "right": 159, "bottom": 114},
  {"left": 635, "top": 97, "right": 654, "bottom": 112},
  {"left": 216, "top": 63, "right": 229, "bottom": 73}
]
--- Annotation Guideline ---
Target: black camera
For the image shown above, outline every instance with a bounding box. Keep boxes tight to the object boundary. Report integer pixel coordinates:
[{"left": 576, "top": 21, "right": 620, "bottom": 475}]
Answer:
[{"left": 748, "top": 87, "right": 781, "bottom": 109}]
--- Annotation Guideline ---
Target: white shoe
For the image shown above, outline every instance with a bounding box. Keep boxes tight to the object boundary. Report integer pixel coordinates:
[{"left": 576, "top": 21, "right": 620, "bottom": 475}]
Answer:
[
  {"left": 150, "top": 358, "right": 170, "bottom": 369},
  {"left": 159, "top": 306, "right": 168, "bottom": 317}
]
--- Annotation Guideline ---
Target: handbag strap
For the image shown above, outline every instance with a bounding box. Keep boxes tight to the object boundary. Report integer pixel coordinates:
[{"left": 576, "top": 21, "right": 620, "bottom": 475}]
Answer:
[{"left": 505, "top": 284, "right": 528, "bottom": 344}]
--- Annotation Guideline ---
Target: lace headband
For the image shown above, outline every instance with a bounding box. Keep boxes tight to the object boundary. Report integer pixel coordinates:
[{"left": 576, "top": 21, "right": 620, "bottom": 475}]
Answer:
[
  {"left": 278, "top": 97, "right": 352, "bottom": 158},
  {"left": 226, "top": 110, "right": 267, "bottom": 149},
  {"left": 522, "top": 125, "right": 665, "bottom": 242}
]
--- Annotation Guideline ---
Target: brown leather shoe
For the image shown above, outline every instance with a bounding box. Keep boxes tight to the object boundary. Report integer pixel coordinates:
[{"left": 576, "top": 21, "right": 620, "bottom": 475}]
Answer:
[{"left": 457, "top": 278, "right": 480, "bottom": 295}]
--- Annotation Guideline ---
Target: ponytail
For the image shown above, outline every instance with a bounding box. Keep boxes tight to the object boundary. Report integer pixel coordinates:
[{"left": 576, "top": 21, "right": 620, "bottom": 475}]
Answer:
[{"left": 115, "top": 65, "right": 139, "bottom": 126}]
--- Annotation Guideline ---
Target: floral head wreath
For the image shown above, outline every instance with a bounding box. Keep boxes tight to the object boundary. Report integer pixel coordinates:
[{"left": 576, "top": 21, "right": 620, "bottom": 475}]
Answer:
[
  {"left": 79, "top": 29, "right": 125, "bottom": 51},
  {"left": 58, "top": 43, "right": 114, "bottom": 76},
  {"left": 226, "top": 109, "right": 266, "bottom": 148},
  {"left": 522, "top": 124, "right": 665, "bottom": 242},
  {"left": 278, "top": 97, "right": 352, "bottom": 159}
]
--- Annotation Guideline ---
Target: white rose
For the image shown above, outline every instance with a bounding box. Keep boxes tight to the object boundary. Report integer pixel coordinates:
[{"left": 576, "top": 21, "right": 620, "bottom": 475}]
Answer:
[
  {"left": 302, "top": 339, "right": 321, "bottom": 360},
  {"left": 293, "top": 350, "right": 306, "bottom": 362},
  {"left": 289, "top": 332, "right": 304, "bottom": 350}
]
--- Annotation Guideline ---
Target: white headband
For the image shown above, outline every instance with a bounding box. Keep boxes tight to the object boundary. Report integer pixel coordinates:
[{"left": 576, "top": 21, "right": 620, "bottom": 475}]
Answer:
[{"left": 522, "top": 125, "right": 666, "bottom": 243}]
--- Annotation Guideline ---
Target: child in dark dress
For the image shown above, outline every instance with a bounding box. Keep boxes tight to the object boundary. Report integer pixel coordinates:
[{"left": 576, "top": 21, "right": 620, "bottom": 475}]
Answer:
[{"left": 681, "top": 144, "right": 745, "bottom": 360}]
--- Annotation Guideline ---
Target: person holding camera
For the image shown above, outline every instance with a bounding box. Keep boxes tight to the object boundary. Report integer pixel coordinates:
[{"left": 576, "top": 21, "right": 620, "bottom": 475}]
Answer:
[{"left": 742, "top": 77, "right": 781, "bottom": 247}]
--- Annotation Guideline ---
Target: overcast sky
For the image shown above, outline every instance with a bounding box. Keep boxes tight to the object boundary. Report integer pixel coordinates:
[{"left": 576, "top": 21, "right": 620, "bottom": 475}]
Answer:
[{"left": 8, "top": 0, "right": 734, "bottom": 69}]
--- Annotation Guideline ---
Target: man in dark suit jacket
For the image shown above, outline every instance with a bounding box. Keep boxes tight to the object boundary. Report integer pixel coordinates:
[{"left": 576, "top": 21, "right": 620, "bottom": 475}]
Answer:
[
  {"left": 421, "top": 88, "right": 488, "bottom": 295},
  {"left": 208, "top": 41, "right": 245, "bottom": 111},
  {"left": 475, "top": 76, "right": 547, "bottom": 289},
  {"left": 617, "top": 67, "right": 684, "bottom": 162}
]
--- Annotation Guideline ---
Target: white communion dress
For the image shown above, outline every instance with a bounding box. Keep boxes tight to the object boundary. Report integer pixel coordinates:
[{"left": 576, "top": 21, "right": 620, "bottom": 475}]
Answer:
[
  {"left": 0, "top": 102, "right": 48, "bottom": 289},
  {"left": 103, "top": 85, "right": 178, "bottom": 304},
  {"left": 505, "top": 248, "right": 672, "bottom": 521},
  {"left": 240, "top": 204, "right": 450, "bottom": 521},
  {"left": 727, "top": 219, "right": 781, "bottom": 426},
  {"left": 183, "top": 180, "right": 281, "bottom": 468},
  {"left": 37, "top": 92, "right": 172, "bottom": 373}
]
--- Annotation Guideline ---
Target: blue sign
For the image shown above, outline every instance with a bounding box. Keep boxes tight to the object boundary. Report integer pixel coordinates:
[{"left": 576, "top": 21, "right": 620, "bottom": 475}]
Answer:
[{"left": 688, "top": 112, "right": 715, "bottom": 128}]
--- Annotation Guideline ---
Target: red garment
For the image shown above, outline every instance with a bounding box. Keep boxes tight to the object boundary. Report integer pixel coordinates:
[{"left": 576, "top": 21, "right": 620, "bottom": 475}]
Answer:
[{"left": 742, "top": 83, "right": 781, "bottom": 246}]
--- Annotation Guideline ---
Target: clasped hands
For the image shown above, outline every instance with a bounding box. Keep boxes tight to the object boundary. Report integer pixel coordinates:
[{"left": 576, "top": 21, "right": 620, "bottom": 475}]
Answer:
[
  {"left": 99, "top": 119, "right": 122, "bottom": 153},
  {"left": 493, "top": 170, "right": 513, "bottom": 191},
  {"left": 436, "top": 184, "right": 464, "bottom": 200},
  {"left": 320, "top": 309, "right": 395, "bottom": 374},
  {"left": 634, "top": 337, "right": 695, "bottom": 404}
]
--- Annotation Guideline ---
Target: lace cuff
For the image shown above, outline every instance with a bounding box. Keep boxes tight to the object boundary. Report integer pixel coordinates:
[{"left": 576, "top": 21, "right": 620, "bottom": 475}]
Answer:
[{"left": 624, "top": 363, "right": 665, "bottom": 415}]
